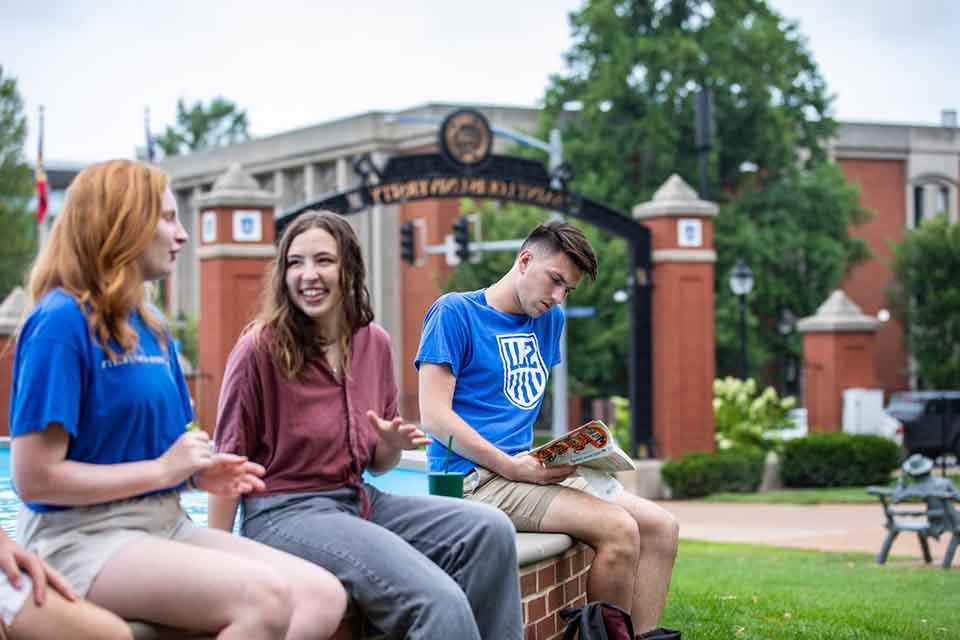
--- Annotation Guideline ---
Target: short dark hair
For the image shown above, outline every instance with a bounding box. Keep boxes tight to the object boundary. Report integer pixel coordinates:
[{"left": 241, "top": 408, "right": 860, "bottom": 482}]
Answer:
[{"left": 520, "top": 222, "right": 598, "bottom": 281}]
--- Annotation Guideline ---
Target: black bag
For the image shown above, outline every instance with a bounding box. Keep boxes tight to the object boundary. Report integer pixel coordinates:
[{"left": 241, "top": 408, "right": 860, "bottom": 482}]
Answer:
[{"left": 560, "top": 602, "right": 634, "bottom": 640}]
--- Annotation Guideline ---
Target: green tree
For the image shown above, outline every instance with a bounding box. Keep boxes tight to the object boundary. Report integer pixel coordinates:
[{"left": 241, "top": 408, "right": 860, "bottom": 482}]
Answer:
[
  {"left": 0, "top": 66, "right": 36, "bottom": 299},
  {"left": 714, "top": 164, "right": 870, "bottom": 376},
  {"left": 155, "top": 96, "right": 250, "bottom": 157},
  {"left": 539, "top": 0, "right": 869, "bottom": 384},
  {"left": 889, "top": 214, "right": 960, "bottom": 388}
]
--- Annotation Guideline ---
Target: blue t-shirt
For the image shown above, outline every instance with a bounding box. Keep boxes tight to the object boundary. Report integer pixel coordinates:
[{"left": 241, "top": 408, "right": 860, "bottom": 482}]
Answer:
[
  {"left": 9, "top": 289, "right": 193, "bottom": 512},
  {"left": 415, "top": 290, "right": 563, "bottom": 474}
]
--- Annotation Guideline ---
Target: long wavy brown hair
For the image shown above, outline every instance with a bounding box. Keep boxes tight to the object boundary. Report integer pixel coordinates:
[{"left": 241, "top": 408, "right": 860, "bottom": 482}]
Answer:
[
  {"left": 26, "top": 159, "right": 169, "bottom": 360},
  {"left": 250, "top": 210, "right": 374, "bottom": 378}
]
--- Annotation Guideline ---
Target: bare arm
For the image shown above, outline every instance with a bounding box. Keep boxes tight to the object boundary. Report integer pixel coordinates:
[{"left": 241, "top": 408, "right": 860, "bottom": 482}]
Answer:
[
  {"left": 12, "top": 424, "right": 207, "bottom": 506},
  {"left": 12, "top": 424, "right": 240, "bottom": 506},
  {"left": 418, "top": 363, "right": 574, "bottom": 484},
  {"left": 207, "top": 494, "right": 240, "bottom": 531}
]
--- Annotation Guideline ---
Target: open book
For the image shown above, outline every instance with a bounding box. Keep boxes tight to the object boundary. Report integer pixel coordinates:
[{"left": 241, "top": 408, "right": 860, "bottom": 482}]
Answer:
[{"left": 528, "top": 420, "right": 637, "bottom": 472}]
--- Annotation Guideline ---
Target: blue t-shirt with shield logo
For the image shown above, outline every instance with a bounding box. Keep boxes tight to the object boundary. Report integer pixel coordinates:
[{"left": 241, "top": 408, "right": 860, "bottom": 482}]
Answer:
[
  {"left": 415, "top": 289, "right": 563, "bottom": 474},
  {"left": 9, "top": 289, "right": 193, "bottom": 512}
]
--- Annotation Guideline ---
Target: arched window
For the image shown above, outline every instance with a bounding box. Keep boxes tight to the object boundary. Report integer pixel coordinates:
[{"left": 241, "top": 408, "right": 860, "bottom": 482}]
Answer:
[{"left": 908, "top": 174, "right": 956, "bottom": 228}]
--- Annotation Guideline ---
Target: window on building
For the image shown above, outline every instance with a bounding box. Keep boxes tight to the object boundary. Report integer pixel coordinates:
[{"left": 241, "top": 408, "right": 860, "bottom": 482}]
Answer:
[
  {"left": 913, "top": 185, "right": 925, "bottom": 227},
  {"left": 937, "top": 186, "right": 949, "bottom": 216}
]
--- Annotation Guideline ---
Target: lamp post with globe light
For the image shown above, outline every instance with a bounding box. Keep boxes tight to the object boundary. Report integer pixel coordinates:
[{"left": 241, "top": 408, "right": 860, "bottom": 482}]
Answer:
[
  {"left": 729, "top": 259, "right": 755, "bottom": 380},
  {"left": 777, "top": 308, "right": 797, "bottom": 395}
]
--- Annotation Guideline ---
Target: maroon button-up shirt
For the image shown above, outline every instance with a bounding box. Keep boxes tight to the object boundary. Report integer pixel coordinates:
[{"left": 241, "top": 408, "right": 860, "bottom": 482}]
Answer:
[{"left": 214, "top": 323, "right": 399, "bottom": 514}]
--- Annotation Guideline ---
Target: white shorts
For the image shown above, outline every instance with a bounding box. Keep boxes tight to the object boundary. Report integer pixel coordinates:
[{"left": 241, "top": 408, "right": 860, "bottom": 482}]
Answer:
[
  {"left": 17, "top": 492, "right": 196, "bottom": 597},
  {"left": 0, "top": 574, "right": 31, "bottom": 628}
]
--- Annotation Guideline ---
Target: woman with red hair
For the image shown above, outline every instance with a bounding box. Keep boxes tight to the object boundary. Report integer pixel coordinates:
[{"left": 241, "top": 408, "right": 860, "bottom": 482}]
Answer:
[{"left": 10, "top": 160, "right": 346, "bottom": 639}]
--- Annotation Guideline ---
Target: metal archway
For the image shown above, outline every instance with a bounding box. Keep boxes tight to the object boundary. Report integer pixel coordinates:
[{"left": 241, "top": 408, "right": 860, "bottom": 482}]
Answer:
[{"left": 275, "top": 116, "right": 655, "bottom": 457}]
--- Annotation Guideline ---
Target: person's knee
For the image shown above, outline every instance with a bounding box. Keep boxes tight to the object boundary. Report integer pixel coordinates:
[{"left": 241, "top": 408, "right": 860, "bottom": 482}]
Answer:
[
  {"left": 429, "top": 578, "right": 476, "bottom": 626},
  {"left": 601, "top": 510, "right": 642, "bottom": 564},
  {"left": 637, "top": 508, "right": 680, "bottom": 557},
  {"left": 476, "top": 506, "right": 518, "bottom": 557},
  {"left": 297, "top": 571, "right": 348, "bottom": 633},
  {"left": 240, "top": 568, "right": 294, "bottom": 635}
]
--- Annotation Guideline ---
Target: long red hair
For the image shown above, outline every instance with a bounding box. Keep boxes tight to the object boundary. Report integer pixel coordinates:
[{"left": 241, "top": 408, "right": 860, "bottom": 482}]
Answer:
[{"left": 27, "top": 159, "right": 169, "bottom": 360}]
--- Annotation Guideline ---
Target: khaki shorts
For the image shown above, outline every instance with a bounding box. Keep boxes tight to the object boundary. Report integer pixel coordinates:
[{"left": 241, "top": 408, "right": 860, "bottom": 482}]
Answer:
[
  {"left": 464, "top": 466, "right": 589, "bottom": 532},
  {"left": 17, "top": 491, "right": 196, "bottom": 597}
]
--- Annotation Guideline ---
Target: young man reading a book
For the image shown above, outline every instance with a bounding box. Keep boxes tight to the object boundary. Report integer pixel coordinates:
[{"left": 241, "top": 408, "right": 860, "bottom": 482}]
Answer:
[{"left": 416, "top": 221, "right": 680, "bottom": 640}]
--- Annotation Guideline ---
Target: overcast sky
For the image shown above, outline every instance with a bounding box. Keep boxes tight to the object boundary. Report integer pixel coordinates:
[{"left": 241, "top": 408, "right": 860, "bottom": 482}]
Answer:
[{"left": 2, "top": 0, "right": 957, "bottom": 163}]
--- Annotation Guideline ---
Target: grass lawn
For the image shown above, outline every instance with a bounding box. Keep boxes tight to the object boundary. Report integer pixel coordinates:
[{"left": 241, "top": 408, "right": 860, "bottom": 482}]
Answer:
[
  {"left": 702, "top": 486, "right": 884, "bottom": 505},
  {"left": 662, "top": 540, "right": 959, "bottom": 639}
]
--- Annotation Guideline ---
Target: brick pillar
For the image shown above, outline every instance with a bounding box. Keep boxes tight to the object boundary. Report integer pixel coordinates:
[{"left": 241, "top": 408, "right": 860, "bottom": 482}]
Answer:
[
  {"left": 798, "top": 290, "right": 879, "bottom": 432},
  {"left": 0, "top": 287, "right": 27, "bottom": 437},
  {"left": 398, "top": 197, "right": 460, "bottom": 421},
  {"left": 195, "top": 164, "right": 276, "bottom": 435},
  {"left": 632, "top": 175, "right": 717, "bottom": 457}
]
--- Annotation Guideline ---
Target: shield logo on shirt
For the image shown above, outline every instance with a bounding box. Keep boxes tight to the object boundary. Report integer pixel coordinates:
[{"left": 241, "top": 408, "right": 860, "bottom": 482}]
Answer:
[{"left": 496, "top": 333, "right": 548, "bottom": 410}]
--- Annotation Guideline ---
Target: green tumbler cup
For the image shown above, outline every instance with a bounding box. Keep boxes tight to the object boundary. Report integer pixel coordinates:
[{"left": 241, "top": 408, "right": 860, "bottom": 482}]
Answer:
[{"left": 428, "top": 472, "right": 464, "bottom": 498}]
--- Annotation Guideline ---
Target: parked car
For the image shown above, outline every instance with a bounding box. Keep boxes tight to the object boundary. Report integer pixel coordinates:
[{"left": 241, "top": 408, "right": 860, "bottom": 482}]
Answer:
[{"left": 884, "top": 391, "right": 960, "bottom": 459}]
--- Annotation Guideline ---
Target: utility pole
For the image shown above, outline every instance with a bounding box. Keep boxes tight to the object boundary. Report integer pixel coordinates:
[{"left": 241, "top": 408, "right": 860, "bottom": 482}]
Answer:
[{"left": 547, "top": 128, "right": 570, "bottom": 439}]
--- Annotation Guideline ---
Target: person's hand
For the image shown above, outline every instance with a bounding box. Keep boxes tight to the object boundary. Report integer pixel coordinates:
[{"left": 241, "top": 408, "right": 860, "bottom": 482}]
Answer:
[
  {"left": 192, "top": 454, "right": 266, "bottom": 497},
  {"left": 160, "top": 430, "right": 216, "bottom": 485},
  {"left": 0, "top": 534, "right": 76, "bottom": 606},
  {"left": 367, "top": 411, "right": 431, "bottom": 451},
  {"left": 506, "top": 454, "right": 576, "bottom": 485}
]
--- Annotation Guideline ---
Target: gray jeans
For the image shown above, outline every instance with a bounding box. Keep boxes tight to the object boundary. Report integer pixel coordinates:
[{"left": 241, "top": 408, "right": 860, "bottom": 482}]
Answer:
[{"left": 242, "top": 485, "right": 522, "bottom": 640}]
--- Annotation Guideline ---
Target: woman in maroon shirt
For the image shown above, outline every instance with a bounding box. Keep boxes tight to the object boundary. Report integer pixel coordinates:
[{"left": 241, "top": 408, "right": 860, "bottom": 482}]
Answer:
[{"left": 210, "top": 210, "right": 522, "bottom": 640}]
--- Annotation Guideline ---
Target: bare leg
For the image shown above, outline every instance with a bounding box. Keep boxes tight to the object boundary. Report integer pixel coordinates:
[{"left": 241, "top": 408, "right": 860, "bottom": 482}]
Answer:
[
  {"left": 87, "top": 533, "right": 343, "bottom": 640},
  {"left": 8, "top": 589, "right": 132, "bottom": 640},
  {"left": 539, "top": 488, "right": 678, "bottom": 634},
  {"left": 539, "top": 489, "right": 642, "bottom": 614},
  {"left": 185, "top": 527, "right": 346, "bottom": 640},
  {"left": 612, "top": 492, "right": 679, "bottom": 633}
]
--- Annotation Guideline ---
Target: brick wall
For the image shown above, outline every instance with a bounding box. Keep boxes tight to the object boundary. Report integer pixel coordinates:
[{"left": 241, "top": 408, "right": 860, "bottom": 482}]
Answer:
[
  {"left": 837, "top": 158, "right": 910, "bottom": 395},
  {"left": 520, "top": 543, "right": 594, "bottom": 640},
  {"left": 398, "top": 188, "right": 460, "bottom": 421}
]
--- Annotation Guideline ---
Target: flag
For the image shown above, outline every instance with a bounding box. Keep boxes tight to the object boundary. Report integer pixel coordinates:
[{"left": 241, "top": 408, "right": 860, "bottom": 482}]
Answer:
[
  {"left": 35, "top": 106, "right": 48, "bottom": 225},
  {"left": 145, "top": 107, "right": 156, "bottom": 162}
]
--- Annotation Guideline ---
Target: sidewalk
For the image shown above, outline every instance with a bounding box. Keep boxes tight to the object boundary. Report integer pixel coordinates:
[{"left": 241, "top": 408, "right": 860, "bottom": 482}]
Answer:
[{"left": 655, "top": 500, "right": 952, "bottom": 563}]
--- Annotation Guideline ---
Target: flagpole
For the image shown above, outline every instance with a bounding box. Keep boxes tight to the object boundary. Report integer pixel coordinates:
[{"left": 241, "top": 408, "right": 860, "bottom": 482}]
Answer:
[
  {"left": 144, "top": 107, "right": 155, "bottom": 163},
  {"left": 36, "top": 106, "right": 49, "bottom": 251}
]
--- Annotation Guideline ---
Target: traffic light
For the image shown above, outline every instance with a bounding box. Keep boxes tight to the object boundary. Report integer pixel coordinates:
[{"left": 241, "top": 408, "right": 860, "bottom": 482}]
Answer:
[
  {"left": 400, "top": 221, "right": 416, "bottom": 265},
  {"left": 452, "top": 216, "right": 470, "bottom": 262}
]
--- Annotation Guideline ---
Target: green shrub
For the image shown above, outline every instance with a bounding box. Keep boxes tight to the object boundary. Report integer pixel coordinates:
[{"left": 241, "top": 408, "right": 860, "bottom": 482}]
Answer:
[
  {"left": 610, "top": 395, "right": 631, "bottom": 452},
  {"left": 780, "top": 432, "right": 901, "bottom": 487},
  {"left": 661, "top": 448, "right": 766, "bottom": 499},
  {"left": 172, "top": 313, "right": 199, "bottom": 368},
  {"left": 713, "top": 377, "right": 795, "bottom": 452}
]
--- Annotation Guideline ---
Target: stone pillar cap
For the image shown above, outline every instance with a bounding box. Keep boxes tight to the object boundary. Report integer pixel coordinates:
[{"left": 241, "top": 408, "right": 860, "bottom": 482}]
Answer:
[
  {"left": 632, "top": 174, "right": 719, "bottom": 219},
  {"left": 0, "top": 286, "right": 27, "bottom": 335},
  {"left": 797, "top": 290, "right": 879, "bottom": 333},
  {"left": 195, "top": 163, "right": 276, "bottom": 209}
]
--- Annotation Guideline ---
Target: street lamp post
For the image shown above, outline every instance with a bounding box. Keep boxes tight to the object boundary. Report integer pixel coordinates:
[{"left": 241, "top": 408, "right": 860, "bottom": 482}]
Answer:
[
  {"left": 729, "top": 259, "right": 754, "bottom": 380},
  {"left": 777, "top": 308, "right": 796, "bottom": 395}
]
